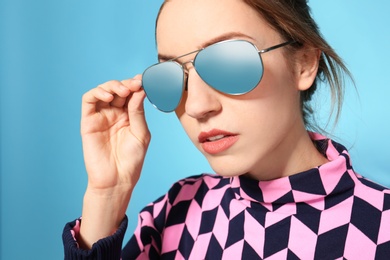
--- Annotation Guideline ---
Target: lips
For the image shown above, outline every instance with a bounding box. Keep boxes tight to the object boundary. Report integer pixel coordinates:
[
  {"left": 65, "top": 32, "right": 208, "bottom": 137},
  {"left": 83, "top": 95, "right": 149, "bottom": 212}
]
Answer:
[{"left": 198, "top": 129, "right": 239, "bottom": 154}]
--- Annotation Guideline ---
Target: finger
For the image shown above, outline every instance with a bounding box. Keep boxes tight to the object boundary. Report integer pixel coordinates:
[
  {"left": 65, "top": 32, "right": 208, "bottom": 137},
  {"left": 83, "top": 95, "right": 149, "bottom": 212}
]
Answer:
[
  {"left": 119, "top": 76, "right": 143, "bottom": 109},
  {"left": 110, "top": 95, "right": 128, "bottom": 108},
  {"left": 128, "top": 90, "right": 150, "bottom": 146},
  {"left": 82, "top": 78, "right": 142, "bottom": 117},
  {"left": 82, "top": 87, "right": 114, "bottom": 117},
  {"left": 98, "top": 80, "right": 132, "bottom": 98},
  {"left": 133, "top": 74, "right": 142, "bottom": 81},
  {"left": 91, "top": 80, "right": 132, "bottom": 109},
  {"left": 121, "top": 75, "right": 143, "bottom": 92},
  {"left": 109, "top": 77, "right": 143, "bottom": 108}
]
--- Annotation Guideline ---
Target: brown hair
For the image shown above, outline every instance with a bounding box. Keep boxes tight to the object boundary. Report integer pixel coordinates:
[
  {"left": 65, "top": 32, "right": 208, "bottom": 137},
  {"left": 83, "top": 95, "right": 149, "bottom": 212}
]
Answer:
[{"left": 156, "top": 0, "right": 354, "bottom": 133}]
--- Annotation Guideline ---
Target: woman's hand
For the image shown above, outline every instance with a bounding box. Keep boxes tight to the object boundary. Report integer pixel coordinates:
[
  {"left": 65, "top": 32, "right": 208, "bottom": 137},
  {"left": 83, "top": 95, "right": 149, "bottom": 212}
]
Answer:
[
  {"left": 81, "top": 75, "right": 150, "bottom": 192},
  {"left": 79, "top": 75, "right": 151, "bottom": 248}
]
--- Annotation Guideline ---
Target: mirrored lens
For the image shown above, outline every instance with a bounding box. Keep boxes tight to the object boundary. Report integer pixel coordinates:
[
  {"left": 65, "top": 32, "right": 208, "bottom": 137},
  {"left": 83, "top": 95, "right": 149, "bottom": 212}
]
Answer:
[
  {"left": 194, "top": 40, "right": 263, "bottom": 95},
  {"left": 142, "top": 62, "right": 184, "bottom": 112}
]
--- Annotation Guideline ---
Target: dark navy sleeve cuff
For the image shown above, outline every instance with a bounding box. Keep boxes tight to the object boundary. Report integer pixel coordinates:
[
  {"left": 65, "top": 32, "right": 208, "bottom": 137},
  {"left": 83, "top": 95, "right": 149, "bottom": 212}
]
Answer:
[{"left": 62, "top": 216, "right": 128, "bottom": 260}]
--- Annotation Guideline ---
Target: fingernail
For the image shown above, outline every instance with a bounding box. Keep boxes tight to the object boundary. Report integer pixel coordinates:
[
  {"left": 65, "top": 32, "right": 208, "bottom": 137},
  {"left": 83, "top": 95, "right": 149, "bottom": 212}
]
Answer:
[
  {"left": 120, "top": 85, "right": 129, "bottom": 91},
  {"left": 133, "top": 79, "right": 142, "bottom": 85},
  {"left": 104, "top": 92, "right": 113, "bottom": 98}
]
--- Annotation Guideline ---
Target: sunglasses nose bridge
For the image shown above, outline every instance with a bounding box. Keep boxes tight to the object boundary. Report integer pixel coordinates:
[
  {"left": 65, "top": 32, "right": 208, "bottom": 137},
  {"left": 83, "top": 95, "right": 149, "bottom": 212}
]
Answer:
[{"left": 181, "top": 60, "right": 195, "bottom": 73}]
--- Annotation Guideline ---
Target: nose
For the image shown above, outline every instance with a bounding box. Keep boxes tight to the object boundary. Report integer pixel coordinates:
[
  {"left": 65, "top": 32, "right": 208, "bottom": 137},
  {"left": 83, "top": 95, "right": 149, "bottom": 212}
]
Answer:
[{"left": 184, "top": 65, "right": 222, "bottom": 119}]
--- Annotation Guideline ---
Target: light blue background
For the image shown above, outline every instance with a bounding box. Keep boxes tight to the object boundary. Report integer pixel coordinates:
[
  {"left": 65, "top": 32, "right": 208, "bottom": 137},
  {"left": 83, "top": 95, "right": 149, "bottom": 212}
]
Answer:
[{"left": 1, "top": 1, "right": 389, "bottom": 259}]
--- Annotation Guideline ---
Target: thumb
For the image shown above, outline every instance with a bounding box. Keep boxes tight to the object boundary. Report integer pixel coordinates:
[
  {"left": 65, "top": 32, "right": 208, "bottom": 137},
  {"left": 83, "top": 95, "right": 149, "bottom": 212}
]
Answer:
[{"left": 128, "top": 89, "right": 150, "bottom": 147}]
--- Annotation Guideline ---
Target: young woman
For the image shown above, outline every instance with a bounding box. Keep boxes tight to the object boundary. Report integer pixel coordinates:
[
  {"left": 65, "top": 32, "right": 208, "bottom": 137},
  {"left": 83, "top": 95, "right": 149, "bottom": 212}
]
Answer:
[{"left": 63, "top": 0, "right": 390, "bottom": 259}]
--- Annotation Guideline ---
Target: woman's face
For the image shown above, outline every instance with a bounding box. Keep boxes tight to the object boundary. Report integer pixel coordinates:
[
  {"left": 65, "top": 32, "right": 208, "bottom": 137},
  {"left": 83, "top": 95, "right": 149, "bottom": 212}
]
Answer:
[{"left": 156, "top": 0, "right": 315, "bottom": 180}]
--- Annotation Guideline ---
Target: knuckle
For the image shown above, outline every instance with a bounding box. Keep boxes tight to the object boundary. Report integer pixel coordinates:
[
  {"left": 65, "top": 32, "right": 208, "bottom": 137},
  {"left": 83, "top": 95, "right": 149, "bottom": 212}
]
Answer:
[
  {"left": 81, "top": 91, "right": 90, "bottom": 101},
  {"left": 97, "top": 80, "right": 121, "bottom": 91}
]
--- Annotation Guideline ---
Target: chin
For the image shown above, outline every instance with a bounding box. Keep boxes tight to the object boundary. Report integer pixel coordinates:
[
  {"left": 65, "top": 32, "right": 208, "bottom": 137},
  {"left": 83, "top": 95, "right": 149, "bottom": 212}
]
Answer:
[{"left": 208, "top": 161, "right": 248, "bottom": 178}]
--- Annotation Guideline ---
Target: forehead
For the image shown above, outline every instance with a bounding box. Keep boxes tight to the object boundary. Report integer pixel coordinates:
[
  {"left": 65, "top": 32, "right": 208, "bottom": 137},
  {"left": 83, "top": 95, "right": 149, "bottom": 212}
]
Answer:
[{"left": 156, "top": 0, "right": 278, "bottom": 56}]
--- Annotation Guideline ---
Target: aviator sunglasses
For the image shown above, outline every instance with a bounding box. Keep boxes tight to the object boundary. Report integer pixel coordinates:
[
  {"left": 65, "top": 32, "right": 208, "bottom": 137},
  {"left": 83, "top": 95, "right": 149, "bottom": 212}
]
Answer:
[{"left": 142, "top": 39, "right": 294, "bottom": 112}]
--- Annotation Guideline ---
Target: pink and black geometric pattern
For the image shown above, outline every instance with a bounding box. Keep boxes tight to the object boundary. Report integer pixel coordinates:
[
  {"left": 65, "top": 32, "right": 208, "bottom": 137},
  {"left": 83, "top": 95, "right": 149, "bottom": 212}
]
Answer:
[{"left": 121, "top": 135, "right": 390, "bottom": 259}]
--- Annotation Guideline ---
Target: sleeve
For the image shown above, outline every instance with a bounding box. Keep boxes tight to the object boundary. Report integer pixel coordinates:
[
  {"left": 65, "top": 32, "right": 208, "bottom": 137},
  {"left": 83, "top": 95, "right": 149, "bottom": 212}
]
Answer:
[
  {"left": 62, "top": 216, "right": 128, "bottom": 260},
  {"left": 62, "top": 176, "right": 196, "bottom": 259},
  {"left": 121, "top": 176, "right": 204, "bottom": 259},
  {"left": 122, "top": 194, "right": 169, "bottom": 259}
]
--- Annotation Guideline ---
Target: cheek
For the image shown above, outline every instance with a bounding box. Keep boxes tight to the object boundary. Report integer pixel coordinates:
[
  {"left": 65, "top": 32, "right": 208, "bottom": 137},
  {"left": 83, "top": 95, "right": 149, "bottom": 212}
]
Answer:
[
  {"left": 239, "top": 59, "right": 301, "bottom": 129},
  {"left": 174, "top": 96, "right": 190, "bottom": 135},
  {"left": 175, "top": 100, "right": 199, "bottom": 144},
  {"left": 263, "top": 53, "right": 296, "bottom": 88},
  {"left": 174, "top": 91, "right": 187, "bottom": 118},
  {"left": 259, "top": 55, "right": 299, "bottom": 103}
]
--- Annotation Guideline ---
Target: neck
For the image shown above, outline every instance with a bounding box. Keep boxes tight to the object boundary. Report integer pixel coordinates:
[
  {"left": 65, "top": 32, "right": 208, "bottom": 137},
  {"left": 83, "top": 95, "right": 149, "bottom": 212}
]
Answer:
[{"left": 245, "top": 128, "right": 329, "bottom": 181}]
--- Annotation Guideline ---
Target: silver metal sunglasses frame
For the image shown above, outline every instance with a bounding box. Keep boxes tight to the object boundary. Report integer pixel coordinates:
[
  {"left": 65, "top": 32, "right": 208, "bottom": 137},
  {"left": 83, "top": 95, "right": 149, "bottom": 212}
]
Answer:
[
  {"left": 142, "top": 39, "right": 295, "bottom": 112},
  {"left": 161, "top": 39, "right": 295, "bottom": 72}
]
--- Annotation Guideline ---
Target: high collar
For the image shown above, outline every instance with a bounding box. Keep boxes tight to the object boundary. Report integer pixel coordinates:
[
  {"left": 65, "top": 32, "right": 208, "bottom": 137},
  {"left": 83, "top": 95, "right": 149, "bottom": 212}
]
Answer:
[{"left": 229, "top": 133, "right": 356, "bottom": 210}]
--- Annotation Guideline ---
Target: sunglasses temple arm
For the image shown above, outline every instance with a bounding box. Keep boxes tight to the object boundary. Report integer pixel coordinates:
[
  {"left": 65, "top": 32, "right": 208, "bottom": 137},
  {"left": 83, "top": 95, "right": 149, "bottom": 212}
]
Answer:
[{"left": 258, "top": 41, "right": 296, "bottom": 54}]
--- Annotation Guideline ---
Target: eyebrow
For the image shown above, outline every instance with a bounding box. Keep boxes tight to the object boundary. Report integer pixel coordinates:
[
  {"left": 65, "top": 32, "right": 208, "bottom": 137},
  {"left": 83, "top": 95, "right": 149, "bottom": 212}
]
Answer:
[{"left": 157, "top": 31, "right": 255, "bottom": 62}]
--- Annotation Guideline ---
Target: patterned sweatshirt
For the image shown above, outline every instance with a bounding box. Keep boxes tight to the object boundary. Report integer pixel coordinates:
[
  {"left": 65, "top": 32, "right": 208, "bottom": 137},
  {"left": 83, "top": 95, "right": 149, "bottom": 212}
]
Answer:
[{"left": 63, "top": 134, "right": 390, "bottom": 259}]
